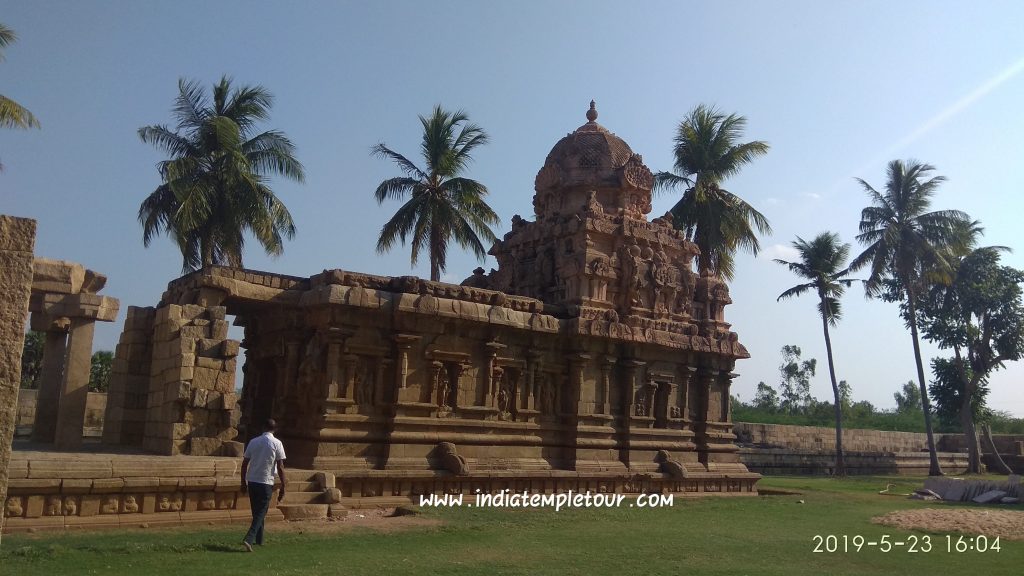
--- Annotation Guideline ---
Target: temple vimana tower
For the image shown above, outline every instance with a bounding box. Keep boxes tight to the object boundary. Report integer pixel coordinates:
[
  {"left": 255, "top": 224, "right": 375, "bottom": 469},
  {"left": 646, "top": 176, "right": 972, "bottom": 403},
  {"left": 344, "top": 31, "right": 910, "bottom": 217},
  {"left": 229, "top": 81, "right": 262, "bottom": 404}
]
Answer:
[{"left": 104, "top": 102, "right": 759, "bottom": 498}]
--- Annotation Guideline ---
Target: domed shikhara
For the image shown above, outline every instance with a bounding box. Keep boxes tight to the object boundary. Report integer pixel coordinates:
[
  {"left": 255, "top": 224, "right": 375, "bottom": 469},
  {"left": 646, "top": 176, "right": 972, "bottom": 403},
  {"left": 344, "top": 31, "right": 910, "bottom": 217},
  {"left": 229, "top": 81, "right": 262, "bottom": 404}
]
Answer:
[{"left": 533, "top": 101, "right": 654, "bottom": 220}]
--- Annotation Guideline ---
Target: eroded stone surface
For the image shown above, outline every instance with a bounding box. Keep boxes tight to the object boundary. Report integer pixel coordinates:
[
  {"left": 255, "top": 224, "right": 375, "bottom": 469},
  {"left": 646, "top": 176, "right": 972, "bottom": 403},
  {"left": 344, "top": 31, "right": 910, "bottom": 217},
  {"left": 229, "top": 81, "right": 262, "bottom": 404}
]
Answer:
[{"left": 0, "top": 215, "right": 37, "bottom": 541}]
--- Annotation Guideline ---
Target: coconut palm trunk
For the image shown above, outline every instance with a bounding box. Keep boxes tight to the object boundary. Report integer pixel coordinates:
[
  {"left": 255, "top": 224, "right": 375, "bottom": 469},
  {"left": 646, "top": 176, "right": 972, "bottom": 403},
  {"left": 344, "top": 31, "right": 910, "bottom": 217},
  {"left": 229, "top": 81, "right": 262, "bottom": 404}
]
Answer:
[
  {"left": 819, "top": 289, "right": 845, "bottom": 476},
  {"left": 905, "top": 287, "right": 943, "bottom": 476}
]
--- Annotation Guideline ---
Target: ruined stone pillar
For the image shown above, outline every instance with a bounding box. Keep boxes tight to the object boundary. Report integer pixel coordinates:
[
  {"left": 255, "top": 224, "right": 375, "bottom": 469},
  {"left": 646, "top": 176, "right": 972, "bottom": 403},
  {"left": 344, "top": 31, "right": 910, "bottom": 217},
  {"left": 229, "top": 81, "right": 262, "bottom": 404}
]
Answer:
[
  {"left": 54, "top": 318, "right": 96, "bottom": 449},
  {"left": 31, "top": 328, "right": 68, "bottom": 443},
  {"left": 0, "top": 215, "right": 36, "bottom": 547}
]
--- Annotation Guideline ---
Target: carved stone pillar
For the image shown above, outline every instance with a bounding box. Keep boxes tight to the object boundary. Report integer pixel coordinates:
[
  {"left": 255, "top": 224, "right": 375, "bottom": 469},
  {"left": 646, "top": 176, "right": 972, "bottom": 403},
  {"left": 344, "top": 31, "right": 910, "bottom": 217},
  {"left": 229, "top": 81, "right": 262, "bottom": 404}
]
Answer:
[
  {"left": 677, "top": 366, "right": 695, "bottom": 421},
  {"left": 621, "top": 360, "right": 645, "bottom": 421},
  {"left": 524, "top": 350, "right": 542, "bottom": 411},
  {"left": 282, "top": 338, "right": 301, "bottom": 399},
  {"left": 32, "top": 327, "right": 68, "bottom": 443},
  {"left": 324, "top": 327, "right": 355, "bottom": 399},
  {"left": 428, "top": 360, "right": 444, "bottom": 406},
  {"left": 341, "top": 354, "right": 359, "bottom": 400},
  {"left": 568, "top": 353, "right": 591, "bottom": 415},
  {"left": 484, "top": 341, "right": 506, "bottom": 407},
  {"left": 394, "top": 334, "right": 420, "bottom": 391},
  {"left": 54, "top": 318, "right": 96, "bottom": 449},
  {"left": 445, "top": 362, "right": 463, "bottom": 409},
  {"left": 720, "top": 371, "right": 737, "bottom": 422},
  {"left": 693, "top": 366, "right": 715, "bottom": 464},
  {"left": 597, "top": 355, "right": 615, "bottom": 415}
]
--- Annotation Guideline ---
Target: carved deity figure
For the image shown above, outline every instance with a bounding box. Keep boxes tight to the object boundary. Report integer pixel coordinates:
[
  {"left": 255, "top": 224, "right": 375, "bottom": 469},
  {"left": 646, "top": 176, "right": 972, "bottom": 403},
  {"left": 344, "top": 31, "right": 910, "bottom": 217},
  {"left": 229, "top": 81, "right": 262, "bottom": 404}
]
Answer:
[
  {"left": 5, "top": 497, "right": 23, "bottom": 518},
  {"left": 64, "top": 497, "right": 78, "bottom": 516},
  {"left": 100, "top": 496, "right": 119, "bottom": 514},
  {"left": 198, "top": 492, "right": 216, "bottom": 511},
  {"left": 354, "top": 360, "right": 373, "bottom": 406},
  {"left": 123, "top": 495, "right": 139, "bottom": 513},
  {"left": 45, "top": 495, "right": 62, "bottom": 516}
]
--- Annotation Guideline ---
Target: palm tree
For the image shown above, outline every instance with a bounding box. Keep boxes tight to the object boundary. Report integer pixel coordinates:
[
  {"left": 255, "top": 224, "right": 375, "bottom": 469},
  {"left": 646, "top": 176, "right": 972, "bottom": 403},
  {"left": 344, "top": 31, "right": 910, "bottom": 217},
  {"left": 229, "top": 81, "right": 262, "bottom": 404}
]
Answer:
[
  {"left": 0, "top": 22, "right": 40, "bottom": 171},
  {"left": 372, "top": 105, "right": 499, "bottom": 282},
  {"left": 654, "top": 104, "right": 771, "bottom": 280},
  {"left": 138, "top": 76, "right": 304, "bottom": 272},
  {"left": 775, "top": 233, "right": 858, "bottom": 476},
  {"left": 850, "top": 159, "right": 972, "bottom": 476}
]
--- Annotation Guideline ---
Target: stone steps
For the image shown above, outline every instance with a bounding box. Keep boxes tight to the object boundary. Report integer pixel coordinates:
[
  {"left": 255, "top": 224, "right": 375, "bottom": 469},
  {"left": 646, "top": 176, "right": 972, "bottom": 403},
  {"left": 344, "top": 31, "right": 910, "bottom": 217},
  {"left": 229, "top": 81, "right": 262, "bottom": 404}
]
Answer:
[{"left": 277, "top": 503, "right": 328, "bottom": 521}]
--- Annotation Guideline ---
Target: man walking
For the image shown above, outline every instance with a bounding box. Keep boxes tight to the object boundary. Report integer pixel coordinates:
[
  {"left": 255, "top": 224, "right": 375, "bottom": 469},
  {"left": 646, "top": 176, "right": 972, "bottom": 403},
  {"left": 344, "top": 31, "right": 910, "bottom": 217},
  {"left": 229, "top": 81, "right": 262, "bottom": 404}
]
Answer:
[{"left": 240, "top": 418, "right": 287, "bottom": 551}]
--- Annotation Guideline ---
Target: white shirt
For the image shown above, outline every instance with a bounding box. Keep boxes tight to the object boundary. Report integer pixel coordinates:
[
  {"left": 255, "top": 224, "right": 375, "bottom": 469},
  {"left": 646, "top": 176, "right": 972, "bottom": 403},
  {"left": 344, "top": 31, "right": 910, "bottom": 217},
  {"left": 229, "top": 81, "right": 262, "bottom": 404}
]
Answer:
[{"left": 244, "top": 432, "right": 286, "bottom": 485}]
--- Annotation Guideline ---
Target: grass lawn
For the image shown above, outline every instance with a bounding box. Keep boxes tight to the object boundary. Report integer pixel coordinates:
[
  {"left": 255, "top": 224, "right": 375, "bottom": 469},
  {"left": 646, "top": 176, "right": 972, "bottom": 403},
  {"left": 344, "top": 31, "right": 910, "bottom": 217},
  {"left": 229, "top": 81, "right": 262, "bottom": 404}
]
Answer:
[{"left": 1, "top": 475, "right": 1019, "bottom": 575}]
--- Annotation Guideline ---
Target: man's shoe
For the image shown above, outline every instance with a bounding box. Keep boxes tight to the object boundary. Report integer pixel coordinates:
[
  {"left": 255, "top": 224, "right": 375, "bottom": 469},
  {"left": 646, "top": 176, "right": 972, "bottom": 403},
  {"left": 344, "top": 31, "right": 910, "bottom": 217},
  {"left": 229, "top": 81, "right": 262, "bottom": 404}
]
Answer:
[{"left": 242, "top": 541, "right": 253, "bottom": 552}]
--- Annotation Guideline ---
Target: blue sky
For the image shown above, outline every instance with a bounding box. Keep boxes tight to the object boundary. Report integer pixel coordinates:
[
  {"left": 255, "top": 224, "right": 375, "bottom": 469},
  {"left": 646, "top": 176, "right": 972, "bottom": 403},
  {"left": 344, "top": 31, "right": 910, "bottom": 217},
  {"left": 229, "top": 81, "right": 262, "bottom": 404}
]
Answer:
[{"left": 3, "top": 1, "right": 1024, "bottom": 415}]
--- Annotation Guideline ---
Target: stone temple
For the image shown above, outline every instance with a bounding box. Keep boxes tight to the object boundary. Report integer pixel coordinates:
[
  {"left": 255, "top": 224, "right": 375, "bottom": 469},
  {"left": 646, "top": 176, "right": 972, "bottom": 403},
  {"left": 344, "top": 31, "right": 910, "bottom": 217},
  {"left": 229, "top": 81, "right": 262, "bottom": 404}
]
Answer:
[{"left": 99, "top": 102, "right": 758, "bottom": 501}]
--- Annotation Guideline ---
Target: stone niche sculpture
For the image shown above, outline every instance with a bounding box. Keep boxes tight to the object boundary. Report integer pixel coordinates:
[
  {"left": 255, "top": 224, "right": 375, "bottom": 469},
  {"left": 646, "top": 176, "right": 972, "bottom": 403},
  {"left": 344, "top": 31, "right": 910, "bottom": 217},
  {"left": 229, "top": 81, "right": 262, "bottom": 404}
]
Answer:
[{"left": 104, "top": 103, "right": 758, "bottom": 498}]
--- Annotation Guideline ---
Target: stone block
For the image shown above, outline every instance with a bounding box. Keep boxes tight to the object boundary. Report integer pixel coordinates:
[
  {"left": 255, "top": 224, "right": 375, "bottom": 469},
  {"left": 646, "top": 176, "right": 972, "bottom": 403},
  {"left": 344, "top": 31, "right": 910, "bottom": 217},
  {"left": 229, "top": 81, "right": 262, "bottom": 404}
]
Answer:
[
  {"left": 172, "top": 422, "right": 192, "bottom": 439},
  {"left": 221, "top": 441, "right": 244, "bottom": 457},
  {"left": 77, "top": 494, "right": 101, "bottom": 516},
  {"left": 124, "top": 477, "right": 160, "bottom": 490},
  {"left": 61, "top": 479, "right": 94, "bottom": 494},
  {"left": 196, "top": 357, "right": 224, "bottom": 371},
  {"left": 29, "top": 459, "right": 113, "bottom": 479},
  {"left": 211, "top": 319, "right": 229, "bottom": 339},
  {"left": 215, "top": 372, "right": 235, "bottom": 393},
  {"left": 91, "top": 478, "right": 126, "bottom": 493},
  {"left": 32, "top": 258, "right": 85, "bottom": 294},
  {"left": 192, "top": 367, "right": 218, "bottom": 390},
  {"left": 222, "top": 340, "right": 240, "bottom": 358},
  {"left": 189, "top": 436, "right": 223, "bottom": 457},
  {"left": 180, "top": 325, "right": 209, "bottom": 340},
  {"left": 24, "top": 495, "right": 45, "bottom": 518}
]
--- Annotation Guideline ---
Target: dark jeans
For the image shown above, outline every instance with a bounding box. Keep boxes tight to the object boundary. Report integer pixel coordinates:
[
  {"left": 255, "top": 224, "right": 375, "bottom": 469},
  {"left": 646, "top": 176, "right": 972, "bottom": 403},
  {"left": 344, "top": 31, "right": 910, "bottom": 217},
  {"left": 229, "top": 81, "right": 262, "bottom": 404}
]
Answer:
[{"left": 244, "top": 482, "right": 274, "bottom": 545}]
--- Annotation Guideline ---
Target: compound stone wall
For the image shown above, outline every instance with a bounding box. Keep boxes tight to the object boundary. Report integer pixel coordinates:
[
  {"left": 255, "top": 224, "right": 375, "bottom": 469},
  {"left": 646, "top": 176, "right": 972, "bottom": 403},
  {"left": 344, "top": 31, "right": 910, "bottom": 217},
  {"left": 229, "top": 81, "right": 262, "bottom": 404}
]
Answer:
[
  {"left": 16, "top": 390, "right": 107, "bottom": 438},
  {"left": 734, "top": 422, "right": 934, "bottom": 453}
]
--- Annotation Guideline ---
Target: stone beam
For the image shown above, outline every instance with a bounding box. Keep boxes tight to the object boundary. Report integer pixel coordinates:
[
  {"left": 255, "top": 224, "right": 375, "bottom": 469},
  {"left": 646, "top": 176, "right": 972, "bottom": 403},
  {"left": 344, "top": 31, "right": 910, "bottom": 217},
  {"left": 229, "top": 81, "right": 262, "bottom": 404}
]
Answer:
[{"left": 28, "top": 292, "right": 119, "bottom": 323}]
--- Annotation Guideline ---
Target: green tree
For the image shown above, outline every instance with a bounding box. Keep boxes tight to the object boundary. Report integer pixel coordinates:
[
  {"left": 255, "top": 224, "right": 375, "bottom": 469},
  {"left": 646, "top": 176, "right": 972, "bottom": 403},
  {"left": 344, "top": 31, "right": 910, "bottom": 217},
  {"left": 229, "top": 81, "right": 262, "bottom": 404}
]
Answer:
[
  {"left": 917, "top": 247, "right": 1024, "bottom": 473},
  {"left": 0, "top": 22, "right": 40, "bottom": 171},
  {"left": 653, "top": 104, "right": 771, "bottom": 279},
  {"left": 753, "top": 381, "right": 779, "bottom": 412},
  {"left": 138, "top": 76, "right": 304, "bottom": 272},
  {"left": 776, "top": 232, "right": 858, "bottom": 475},
  {"left": 778, "top": 345, "right": 816, "bottom": 415},
  {"left": 20, "top": 330, "right": 43, "bottom": 389},
  {"left": 850, "top": 159, "right": 972, "bottom": 475},
  {"left": 372, "top": 105, "right": 499, "bottom": 282},
  {"left": 893, "top": 380, "right": 922, "bottom": 414},
  {"left": 89, "top": 351, "right": 114, "bottom": 392}
]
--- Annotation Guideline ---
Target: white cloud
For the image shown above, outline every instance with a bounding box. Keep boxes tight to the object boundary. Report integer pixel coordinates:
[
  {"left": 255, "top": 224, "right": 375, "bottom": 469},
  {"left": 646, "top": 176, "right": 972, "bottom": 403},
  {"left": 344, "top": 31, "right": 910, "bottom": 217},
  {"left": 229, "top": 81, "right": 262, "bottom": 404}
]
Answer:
[
  {"left": 758, "top": 243, "right": 800, "bottom": 262},
  {"left": 803, "top": 192, "right": 822, "bottom": 200}
]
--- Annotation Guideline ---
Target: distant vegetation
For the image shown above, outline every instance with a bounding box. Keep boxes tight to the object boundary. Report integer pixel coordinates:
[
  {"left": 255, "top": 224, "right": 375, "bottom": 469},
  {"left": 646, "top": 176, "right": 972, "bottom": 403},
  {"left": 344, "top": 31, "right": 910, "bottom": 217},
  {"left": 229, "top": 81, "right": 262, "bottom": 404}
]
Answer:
[{"left": 733, "top": 347, "right": 1024, "bottom": 434}]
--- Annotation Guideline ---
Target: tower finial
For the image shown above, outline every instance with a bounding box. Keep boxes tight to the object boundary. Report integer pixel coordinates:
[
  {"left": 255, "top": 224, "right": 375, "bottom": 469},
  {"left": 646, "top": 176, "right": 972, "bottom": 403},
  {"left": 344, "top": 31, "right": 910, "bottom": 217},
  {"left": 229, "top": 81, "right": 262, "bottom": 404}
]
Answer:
[{"left": 586, "top": 100, "right": 598, "bottom": 122}]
